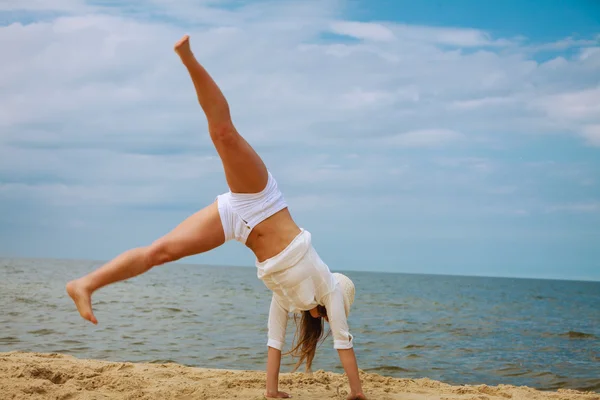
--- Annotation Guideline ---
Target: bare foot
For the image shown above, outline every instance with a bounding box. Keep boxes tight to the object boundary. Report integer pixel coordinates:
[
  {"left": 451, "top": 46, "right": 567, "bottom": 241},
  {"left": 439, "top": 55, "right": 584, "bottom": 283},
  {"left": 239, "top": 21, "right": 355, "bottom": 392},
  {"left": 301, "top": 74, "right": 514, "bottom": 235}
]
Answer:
[
  {"left": 174, "top": 34, "right": 192, "bottom": 57},
  {"left": 265, "top": 391, "right": 291, "bottom": 398},
  {"left": 66, "top": 280, "right": 98, "bottom": 325},
  {"left": 347, "top": 393, "right": 368, "bottom": 400}
]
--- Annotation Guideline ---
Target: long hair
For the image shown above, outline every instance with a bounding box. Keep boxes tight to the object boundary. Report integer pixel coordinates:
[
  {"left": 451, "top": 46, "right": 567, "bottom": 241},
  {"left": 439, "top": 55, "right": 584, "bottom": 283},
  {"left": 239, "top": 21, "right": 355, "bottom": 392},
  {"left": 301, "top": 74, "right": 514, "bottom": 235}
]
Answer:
[{"left": 285, "top": 305, "right": 331, "bottom": 372}]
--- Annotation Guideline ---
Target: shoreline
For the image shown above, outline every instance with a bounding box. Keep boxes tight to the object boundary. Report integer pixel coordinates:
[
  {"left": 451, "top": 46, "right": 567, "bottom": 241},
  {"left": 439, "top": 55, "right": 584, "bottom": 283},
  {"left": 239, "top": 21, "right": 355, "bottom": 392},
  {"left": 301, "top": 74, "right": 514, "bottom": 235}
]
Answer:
[{"left": 1, "top": 352, "right": 598, "bottom": 400}]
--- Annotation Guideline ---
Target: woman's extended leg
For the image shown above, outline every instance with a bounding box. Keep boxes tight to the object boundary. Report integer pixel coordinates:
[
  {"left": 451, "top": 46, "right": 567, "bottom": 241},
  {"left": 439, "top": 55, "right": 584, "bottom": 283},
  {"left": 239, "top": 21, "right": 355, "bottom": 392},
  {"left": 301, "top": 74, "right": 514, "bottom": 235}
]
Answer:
[
  {"left": 66, "top": 201, "right": 225, "bottom": 324},
  {"left": 174, "top": 35, "right": 268, "bottom": 194}
]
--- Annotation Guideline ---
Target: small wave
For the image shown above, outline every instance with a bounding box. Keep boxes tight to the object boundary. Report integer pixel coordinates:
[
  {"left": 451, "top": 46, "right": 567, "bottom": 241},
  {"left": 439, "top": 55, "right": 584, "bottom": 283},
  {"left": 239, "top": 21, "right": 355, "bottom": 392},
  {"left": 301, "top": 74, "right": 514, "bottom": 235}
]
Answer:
[
  {"left": 533, "top": 371, "right": 560, "bottom": 378},
  {"left": 404, "top": 344, "right": 441, "bottom": 350},
  {"left": 359, "top": 340, "right": 377, "bottom": 346},
  {"left": 384, "top": 302, "right": 408, "bottom": 308},
  {"left": 383, "top": 329, "right": 412, "bottom": 335},
  {"left": 458, "top": 348, "right": 476, "bottom": 353},
  {"left": 357, "top": 328, "right": 380, "bottom": 335},
  {"left": 0, "top": 336, "right": 20, "bottom": 344},
  {"left": 404, "top": 344, "right": 427, "bottom": 349},
  {"left": 537, "top": 346, "right": 559, "bottom": 352},
  {"left": 60, "top": 339, "right": 84, "bottom": 345},
  {"left": 149, "top": 359, "right": 178, "bottom": 364},
  {"left": 58, "top": 346, "right": 90, "bottom": 353},
  {"left": 497, "top": 369, "right": 528, "bottom": 377},
  {"left": 27, "top": 329, "right": 56, "bottom": 336},
  {"left": 581, "top": 381, "right": 600, "bottom": 392},
  {"left": 163, "top": 307, "right": 183, "bottom": 313},
  {"left": 560, "top": 331, "right": 597, "bottom": 339},
  {"left": 495, "top": 367, "right": 565, "bottom": 380},
  {"left": 532, "top": 295, "right": 554, "bottom": 301},
  {"left": 15, "top": 297, "right": 38, "bottom": 304},
  {"left": 364, "top": 365, "right": 413, "bottom": 373}
]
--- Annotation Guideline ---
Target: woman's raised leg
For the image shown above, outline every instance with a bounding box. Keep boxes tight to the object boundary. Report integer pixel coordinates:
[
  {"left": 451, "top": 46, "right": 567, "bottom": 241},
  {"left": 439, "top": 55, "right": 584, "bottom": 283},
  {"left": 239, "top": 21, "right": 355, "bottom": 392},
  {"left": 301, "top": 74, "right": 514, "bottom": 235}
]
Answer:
[
  {"left": 174, "top": 35, "right": 268, "bottom": 194},
  {"left": 66, "top": 201, "right": 225, "bottom": 324}
]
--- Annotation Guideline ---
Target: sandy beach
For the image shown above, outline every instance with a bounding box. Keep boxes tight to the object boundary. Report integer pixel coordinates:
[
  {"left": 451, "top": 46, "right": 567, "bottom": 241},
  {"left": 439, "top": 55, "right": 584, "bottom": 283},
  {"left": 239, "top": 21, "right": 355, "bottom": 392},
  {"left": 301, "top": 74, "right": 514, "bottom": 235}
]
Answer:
[{"left": 0, "top": 352, "right": 598, "bottom": 400}]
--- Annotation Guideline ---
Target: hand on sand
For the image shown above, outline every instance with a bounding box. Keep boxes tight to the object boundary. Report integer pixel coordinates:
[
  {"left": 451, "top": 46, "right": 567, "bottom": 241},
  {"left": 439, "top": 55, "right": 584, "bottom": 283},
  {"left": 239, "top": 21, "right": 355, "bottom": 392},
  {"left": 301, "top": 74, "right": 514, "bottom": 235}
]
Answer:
[
  {"left": 347, "top": 393, "right": 368, "bottom": 400},
  {"left": 264, "top": 390, "right": 291, "bottom": 398},
  {"left": 66, "top": 280, "right": 98, "bottom": 325},
  {"left": 174, "top": 34, "right": 192, "bottom": 57}
]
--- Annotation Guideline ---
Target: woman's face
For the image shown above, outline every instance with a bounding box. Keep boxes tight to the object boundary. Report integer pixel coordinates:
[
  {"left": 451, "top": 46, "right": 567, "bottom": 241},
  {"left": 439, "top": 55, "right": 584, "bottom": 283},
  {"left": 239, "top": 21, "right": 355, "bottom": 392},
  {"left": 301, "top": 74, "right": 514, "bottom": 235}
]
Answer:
[{"left": 309, "top": 305, "right": 328, "bottom": 322}]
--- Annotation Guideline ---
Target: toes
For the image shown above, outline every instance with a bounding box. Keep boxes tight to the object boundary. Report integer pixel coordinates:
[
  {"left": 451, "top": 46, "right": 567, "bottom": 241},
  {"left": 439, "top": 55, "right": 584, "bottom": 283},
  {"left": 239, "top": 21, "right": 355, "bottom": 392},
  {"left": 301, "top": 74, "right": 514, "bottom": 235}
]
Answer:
[
  {"left": 83, "top": 311, "right": 98, "bottom": 325},
  {"left": 174, "top": 35, "right": 190, "bottom": 48}
]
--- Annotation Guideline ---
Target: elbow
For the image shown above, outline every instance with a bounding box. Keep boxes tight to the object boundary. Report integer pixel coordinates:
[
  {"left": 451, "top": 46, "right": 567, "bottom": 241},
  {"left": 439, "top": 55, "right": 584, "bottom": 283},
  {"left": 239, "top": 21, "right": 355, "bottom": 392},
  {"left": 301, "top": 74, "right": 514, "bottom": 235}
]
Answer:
[
  {"left": 333, "top": 331, "right": 354, "bottom": 349},
  {"left": 267, "top": 338, "right": 284, "bottom": 351},
  {"left": 334, "top": 339, "right": 354, "bottom": 350}
]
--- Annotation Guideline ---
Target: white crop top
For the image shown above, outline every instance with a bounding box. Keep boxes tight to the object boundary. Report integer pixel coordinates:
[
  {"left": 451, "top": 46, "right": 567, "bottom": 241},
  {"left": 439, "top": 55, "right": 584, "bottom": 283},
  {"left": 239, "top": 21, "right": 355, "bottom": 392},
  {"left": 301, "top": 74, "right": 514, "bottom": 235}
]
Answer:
[{"left": 216, "top": 171, "right": 288, "bottom": 244}]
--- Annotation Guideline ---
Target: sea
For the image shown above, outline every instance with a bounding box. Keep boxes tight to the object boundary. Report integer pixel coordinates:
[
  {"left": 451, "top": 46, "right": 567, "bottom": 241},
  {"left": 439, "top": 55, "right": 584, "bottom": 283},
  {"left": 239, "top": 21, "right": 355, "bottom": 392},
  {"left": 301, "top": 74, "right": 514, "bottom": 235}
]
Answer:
[{"left": 1, "top": 257, "right": 599, "bottom": 392}]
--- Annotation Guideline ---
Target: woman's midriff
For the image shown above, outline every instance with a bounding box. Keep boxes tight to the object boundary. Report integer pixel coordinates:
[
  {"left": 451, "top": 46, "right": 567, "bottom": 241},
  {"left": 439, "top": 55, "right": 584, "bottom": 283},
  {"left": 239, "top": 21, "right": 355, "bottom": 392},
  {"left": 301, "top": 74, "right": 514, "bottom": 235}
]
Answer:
[{"left": 246, "top": 207, "right": 302, "bottom": 262}]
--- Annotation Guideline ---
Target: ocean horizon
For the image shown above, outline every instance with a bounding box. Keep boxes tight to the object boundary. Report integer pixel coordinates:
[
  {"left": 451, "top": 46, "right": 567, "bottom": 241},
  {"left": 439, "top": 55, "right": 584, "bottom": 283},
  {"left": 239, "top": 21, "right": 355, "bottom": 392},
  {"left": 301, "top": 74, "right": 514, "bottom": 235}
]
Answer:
[
  {"left": 2, "top": 256, "right": 599, "bottom": 392},
  {"left": 4, "top": 254, "right": 598, "bottom": 283}
]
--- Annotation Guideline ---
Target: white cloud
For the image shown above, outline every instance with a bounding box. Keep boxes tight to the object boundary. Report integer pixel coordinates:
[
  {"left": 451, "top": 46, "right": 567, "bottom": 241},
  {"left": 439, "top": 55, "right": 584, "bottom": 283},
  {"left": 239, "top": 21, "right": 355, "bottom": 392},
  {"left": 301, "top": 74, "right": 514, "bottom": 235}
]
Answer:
[
  {"left": 382, "top": 129, "right": 463, "bottom": 148},
  {"left": 0, "top": 0, "right": 598, "bottom": 225},
  {"left": 579, "top": 46, "right": 600, "bottom": 61},
  {"left": 2, "top": 5, "right": 598, "bottom": 155},
  {"left": 0, "top": 0, "right": 91, "bottom": 12},
  {"left": 581, "top": 125, "right": 600, "bottom": 147},
  {"left": 546, "top": 202, "right": 600, "bottom": 214},
  {"left": 534, "top": 87, "right": 600, "bottom": 121},
  {"left": 330, "top": 21, "right": 395, "bottom": 42},
  {"left": 534, "top": 36, "right": 600, "bottom": 52},
  {"left": 435, "top": 157, "right": 495, "bottom": 174},
  {"left": 449, "top": 96, "right": 517, "bottom": 111},
  {"left": 337, "top": 87, "right": 397, "bottom": 109},
  {"left": 528, "top": 86, "right": 600, "bottom": 145},
  {"left": 390, "top": 24, "right": 512, "bottom": 47},
  {"left": 483, "top": 206, "right": 530, "bottom": 216},
  {"left": 0, "top": 182, "right": 168, "bottom": 207}
]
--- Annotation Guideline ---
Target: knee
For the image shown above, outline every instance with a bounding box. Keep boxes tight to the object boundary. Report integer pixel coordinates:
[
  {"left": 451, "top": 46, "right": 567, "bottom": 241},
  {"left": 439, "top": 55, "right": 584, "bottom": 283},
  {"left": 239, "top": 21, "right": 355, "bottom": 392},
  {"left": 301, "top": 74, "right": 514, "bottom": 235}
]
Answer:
[
  {"left": 209, "top": 122, "right": 238, "bottom": 145},
  {"left": 145, "top": 239, "right": 177, "bottom": 267}
]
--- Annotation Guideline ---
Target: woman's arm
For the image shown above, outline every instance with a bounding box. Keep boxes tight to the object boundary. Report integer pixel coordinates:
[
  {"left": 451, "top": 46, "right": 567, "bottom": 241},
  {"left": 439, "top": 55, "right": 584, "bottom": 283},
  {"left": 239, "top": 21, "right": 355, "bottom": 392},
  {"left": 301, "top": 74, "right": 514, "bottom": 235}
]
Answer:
[
  {"left": 322, "top": 289, "right": 367, "bottom": 399},
  {"left": 266, "top": 347, "right": 290, "bottom": 398},
  {"left": 265, "top": 295, "right": 290, "bottom": 398},
  {"left": 338, "top": 348, "right": 367, "bottom": 400}
]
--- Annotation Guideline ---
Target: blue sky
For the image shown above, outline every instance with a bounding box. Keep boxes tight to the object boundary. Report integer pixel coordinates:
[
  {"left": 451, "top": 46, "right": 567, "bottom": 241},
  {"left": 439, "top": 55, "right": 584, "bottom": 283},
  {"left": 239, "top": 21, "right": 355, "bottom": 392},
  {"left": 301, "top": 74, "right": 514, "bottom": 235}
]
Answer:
[{"left": 1, "top": 0, "right": 599, "bottom": 281}]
